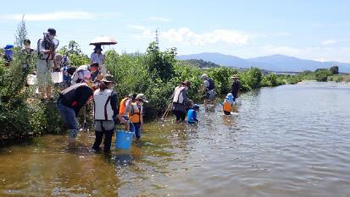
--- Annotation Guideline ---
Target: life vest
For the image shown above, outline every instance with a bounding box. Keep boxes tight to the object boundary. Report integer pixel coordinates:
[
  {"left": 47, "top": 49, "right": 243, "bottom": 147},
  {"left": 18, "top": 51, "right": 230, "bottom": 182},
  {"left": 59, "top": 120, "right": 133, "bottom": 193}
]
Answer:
[
  {"left": 187, "top": 109, "right": 197, "bottom": 123},
  {"left": 119, "top": 98, "right": 128, "bottom": 115},
  {"left": 173, "top": 86, "right": 186, "bottom": 104},
  {"left": 207, "top": 78, "right": 215, "bottom": 91},
  {"left": 59, "top": 83, "right": 89, "bottom": 107},
  {"left": 223, "top": 100, "right": 232, "bottom": 112},
  {"left": 93, "top": 89, "right": 114, "bottom": 121},
  {"left": 129, "top": 103, "right": 141, "bottom": 123}
]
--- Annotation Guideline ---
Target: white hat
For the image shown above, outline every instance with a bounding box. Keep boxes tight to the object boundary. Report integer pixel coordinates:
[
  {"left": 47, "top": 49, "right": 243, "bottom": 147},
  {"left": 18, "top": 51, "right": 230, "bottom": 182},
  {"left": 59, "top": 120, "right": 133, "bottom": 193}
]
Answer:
[
  {"left": 135, "top": 94, "right": 148, "bottom": 103},
  {"left": 200, "top": 74, "right": 208, "bottom": 80}
]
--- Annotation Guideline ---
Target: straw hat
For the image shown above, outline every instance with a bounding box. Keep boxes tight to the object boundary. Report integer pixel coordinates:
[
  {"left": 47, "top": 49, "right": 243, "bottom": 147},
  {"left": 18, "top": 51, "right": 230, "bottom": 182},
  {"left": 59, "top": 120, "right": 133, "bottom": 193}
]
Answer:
[
  {"left": 181, "top": 81, "right": 191, "bottom": 87},
  {"left": 101, "top": 75, "right": 115, "bottom": 83}
]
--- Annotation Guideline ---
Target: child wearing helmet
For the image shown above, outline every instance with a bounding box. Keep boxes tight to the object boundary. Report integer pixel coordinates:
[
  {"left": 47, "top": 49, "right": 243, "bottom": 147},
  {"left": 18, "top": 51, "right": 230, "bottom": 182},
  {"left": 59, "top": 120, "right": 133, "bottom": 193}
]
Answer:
[{"left": 223, "top": 93, "right": 234, "bottom": 115}]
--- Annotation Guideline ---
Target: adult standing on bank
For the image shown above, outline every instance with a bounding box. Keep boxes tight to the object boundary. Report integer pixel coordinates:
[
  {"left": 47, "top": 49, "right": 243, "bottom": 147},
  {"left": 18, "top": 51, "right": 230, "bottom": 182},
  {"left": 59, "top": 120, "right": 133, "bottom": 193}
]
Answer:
[
  {"left": 37, "top": 28, "right": 59, "bottom": 100},
  {"left": 90, "top": 45, "right": 107, "bottom": 75},
  {"left": 231, "top": 74, "right": 240, "bottom": 99},
  {"left": 92, "top": 76, "right": 119, "bottom": 152},
  {"left": 57, "top": 82, "right": 93, "bottom": 145},
  {"left": 172, "top": 81, "right": 193, "bottom": 122}
]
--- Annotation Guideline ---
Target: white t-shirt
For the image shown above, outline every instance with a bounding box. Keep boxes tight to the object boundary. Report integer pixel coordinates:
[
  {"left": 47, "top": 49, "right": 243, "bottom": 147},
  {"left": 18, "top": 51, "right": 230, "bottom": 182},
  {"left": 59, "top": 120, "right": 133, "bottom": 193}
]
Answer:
[{"left": 91, "top": 53, "right": 107, "bottom": 75}]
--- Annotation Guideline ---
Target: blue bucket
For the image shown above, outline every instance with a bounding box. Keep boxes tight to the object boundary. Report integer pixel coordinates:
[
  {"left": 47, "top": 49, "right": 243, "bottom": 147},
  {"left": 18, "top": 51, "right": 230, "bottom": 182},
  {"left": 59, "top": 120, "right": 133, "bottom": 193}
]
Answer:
[
  {"left": 115, "top": 125, "right": 135, "bottom": 149},
  {"left": 115, "top": 131, "right": 133, "bottom": 149}
]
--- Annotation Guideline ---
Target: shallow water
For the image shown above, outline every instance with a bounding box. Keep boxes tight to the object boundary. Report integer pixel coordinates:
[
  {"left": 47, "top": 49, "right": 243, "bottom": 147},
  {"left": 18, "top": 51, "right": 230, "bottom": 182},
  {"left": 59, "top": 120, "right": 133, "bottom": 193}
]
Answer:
[{"left": 1, "top": 81, "right": 350, "bottom": 196}]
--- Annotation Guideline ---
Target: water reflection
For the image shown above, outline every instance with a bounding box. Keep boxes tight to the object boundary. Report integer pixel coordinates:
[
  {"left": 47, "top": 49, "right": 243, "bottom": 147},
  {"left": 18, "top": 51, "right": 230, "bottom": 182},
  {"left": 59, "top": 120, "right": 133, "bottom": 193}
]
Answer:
[{"left": 1, "top": 82, "right": 350, "bottom": 196}]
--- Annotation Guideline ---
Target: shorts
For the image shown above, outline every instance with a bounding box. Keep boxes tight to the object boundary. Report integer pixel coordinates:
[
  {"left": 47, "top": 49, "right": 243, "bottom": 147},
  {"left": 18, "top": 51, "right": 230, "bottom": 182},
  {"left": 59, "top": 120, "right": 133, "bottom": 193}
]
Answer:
[
  {"left": 224, "top": 111, "right": 231, "bottom": 115},
  {"left": 95, "top": 120, "right": 115, "bottom": 132},
  {"left": 37, "top": 59, "right": 53, "bottom": 87}
]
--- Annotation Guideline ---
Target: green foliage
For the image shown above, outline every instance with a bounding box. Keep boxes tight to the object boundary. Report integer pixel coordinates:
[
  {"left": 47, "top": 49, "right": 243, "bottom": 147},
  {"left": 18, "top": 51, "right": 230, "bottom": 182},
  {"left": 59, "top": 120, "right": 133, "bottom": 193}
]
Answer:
[
  {"left": 146, "top": 42, "right": 175, "bottom": 81},
  {"left": 58, "top": 40, "right": 90, "bottom": 67},
  {"left": 239, "top": 67, "right": 262, "bottom": 91},
  {"left": 261, "top": 73, "right": 285, "bottom": 87},
  {"left": 315, "top": 69, "right": 332, "bottom": 82},
  {"left": 207, "top": 67, "right": 236, "bottom": 94},
  {"left": 0, "top": 52, "right": 62, "bottom": 146},
  {"left": 182, "top": 59, "right": 220, "bottom": 68}
]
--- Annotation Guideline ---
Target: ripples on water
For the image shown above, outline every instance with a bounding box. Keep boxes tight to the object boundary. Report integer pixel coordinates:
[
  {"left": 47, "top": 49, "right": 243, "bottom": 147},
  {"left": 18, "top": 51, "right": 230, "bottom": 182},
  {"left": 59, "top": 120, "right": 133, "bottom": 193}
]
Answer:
[{"left": 1, "top": 82, "right": 350, "bottom": 196}]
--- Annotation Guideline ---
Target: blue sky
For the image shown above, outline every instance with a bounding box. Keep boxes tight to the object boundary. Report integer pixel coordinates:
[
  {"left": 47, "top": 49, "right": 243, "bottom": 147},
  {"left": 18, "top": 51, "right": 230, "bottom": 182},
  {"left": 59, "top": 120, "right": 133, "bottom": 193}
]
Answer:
[{"left": 1, "top": 0, "right": 350, "bottom": 62}]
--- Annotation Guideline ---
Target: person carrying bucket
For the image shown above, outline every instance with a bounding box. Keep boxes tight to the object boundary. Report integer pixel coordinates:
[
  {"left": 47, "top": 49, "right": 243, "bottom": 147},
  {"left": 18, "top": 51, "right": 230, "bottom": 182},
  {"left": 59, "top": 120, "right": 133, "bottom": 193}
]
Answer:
[
  {"left": 129, "top": 94, "right": 148, "bottom": 139},
  {"left": 187, "top": 104, "right": 200, "bottom": 124},
  {"left": 172, "top": 81, "right": 193, "bottom": 122},
  {"left": 92, "top": 75, "right": 120, "bottom": 152},
  {"left": 223, "top": 93, "right": 234, "bottom": 115}
]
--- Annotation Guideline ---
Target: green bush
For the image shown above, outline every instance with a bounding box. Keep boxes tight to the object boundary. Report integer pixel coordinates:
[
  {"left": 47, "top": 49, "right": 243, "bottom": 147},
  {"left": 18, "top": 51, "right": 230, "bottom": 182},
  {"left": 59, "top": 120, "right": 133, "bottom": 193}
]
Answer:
[
  {"left": 261, "top": 73, "right": 285, "bottom": 87},
  {"left": 315, "top": 69, "right": 332, "bottom": 82}
]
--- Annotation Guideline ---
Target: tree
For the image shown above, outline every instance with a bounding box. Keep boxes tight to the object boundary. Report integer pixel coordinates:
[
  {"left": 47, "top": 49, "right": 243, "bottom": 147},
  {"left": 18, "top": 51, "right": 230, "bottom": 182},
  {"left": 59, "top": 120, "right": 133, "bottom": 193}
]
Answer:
[
  {"left": 315, "top": 69, "right": 332, "bottom": 82},
  {"left": 146, "top": 42, "right": 176, "bottom": 82},
  {"left": 14, "top": 15, "right": 27, "bottom": 48},
  {"left": 68, "top": 41, "right": 82, "bottom": 55},
  {"left": 329, "top": 66, "right": 339, "bottom": 74}
]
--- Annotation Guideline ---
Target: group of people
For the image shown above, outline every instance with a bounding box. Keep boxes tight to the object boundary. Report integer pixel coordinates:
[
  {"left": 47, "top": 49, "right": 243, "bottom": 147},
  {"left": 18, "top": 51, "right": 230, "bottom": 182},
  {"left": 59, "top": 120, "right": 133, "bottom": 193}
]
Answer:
[
  {"left": 4, "top": 28, "right": 241, "bottom": 152},
  {"left": 171, "top": 73, "right": 241, "bottom": 124}
]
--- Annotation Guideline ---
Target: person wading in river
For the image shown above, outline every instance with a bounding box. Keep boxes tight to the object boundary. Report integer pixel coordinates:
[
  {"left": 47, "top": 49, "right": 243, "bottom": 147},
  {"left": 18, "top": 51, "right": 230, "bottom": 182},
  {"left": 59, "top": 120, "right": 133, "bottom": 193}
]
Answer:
[
  {"left": 231, "top": 74, "right": 240, "bottom": 99},
  {"left": 92, "top": 76, "right": 120, "bottom": 152},
  {"left": 57, "top": 80, "right": 93, "bottom": 146},
  {"left": 172, "top": 81, "right": 193, "bottom": 122},
  {"left": 129, "top": 94, "right": 148, "bottom": 139},
  {"left": 200, "top": 74, "right": 216, "bottom": 106}
]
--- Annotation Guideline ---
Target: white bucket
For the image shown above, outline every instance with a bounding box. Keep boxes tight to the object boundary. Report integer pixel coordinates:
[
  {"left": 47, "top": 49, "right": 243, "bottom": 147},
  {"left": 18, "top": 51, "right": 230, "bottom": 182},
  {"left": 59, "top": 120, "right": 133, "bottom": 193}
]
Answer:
[
  {"left": 27, "top": 74, "right": 37, "bottom": 85},
  {"left": 51, "top": 71, "right": 63, "bottom": 84}
]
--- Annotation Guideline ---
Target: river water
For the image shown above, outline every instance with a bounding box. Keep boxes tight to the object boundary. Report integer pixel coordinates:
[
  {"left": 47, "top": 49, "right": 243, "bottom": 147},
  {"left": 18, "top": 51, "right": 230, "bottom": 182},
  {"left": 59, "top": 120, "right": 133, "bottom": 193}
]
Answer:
[{"left": 1, "top": 81, "right": 350, "bottom": 196}]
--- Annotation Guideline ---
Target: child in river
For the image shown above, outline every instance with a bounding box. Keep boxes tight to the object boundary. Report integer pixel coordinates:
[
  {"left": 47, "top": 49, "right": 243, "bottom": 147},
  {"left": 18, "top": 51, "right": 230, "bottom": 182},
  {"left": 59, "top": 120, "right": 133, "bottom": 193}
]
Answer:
[
  {"left": 223, "top": 93, "right": 234, "bottom": 115},
  {"left": 187, "top": 104, "right": 200, "bottom": 124}
]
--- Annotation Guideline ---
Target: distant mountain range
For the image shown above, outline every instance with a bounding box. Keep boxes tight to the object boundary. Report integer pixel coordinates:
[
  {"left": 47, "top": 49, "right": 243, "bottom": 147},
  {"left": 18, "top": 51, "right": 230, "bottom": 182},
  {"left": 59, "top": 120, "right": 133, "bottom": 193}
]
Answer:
[{"left": 177, "top": 53, "right": 350, "bottom": 73}]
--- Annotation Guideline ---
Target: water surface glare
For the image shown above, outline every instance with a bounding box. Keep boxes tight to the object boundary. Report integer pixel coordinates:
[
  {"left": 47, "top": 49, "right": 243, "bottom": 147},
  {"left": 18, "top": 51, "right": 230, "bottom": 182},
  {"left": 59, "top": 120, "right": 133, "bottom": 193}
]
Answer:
[{"left": 1, "top": 81, "right": 350, "bottom": 196}]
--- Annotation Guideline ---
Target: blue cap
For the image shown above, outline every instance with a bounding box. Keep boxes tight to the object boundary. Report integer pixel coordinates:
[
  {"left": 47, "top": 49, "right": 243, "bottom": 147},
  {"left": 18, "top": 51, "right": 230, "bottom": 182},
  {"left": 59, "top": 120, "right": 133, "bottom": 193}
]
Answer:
[
  {"left": 192, "top": 104, "right": 199, "bottom": 109},
  {"left": 4, "top": 44, "right": 14, "bottom": 49}
]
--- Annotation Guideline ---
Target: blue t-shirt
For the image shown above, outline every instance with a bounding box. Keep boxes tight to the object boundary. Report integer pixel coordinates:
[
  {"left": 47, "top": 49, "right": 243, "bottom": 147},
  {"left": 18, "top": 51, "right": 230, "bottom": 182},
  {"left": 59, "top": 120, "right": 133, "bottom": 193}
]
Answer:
[{"left": 187, "top": 109, "right": 198, "bottom": 123}]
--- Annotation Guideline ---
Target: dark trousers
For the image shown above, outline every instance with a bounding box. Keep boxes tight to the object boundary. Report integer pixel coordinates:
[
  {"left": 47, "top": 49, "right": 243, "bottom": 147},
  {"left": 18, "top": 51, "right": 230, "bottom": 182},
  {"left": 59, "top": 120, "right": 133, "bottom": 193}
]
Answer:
[
  {"left": 173, "top": 110, "right": 186, "bottom": 122},
  {"left": 224, "top": 111, "right": 231, "bottom": 115},
  {"left": 130, "top": 122, "right": 141, "bottom": 139},
  {"left": 93, "top": 129, "right": 114, "bottom": 152}
]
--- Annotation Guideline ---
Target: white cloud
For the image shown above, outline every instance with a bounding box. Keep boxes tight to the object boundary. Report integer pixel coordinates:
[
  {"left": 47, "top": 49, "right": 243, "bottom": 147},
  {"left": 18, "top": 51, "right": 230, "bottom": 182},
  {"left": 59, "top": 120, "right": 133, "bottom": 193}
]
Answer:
[
  {"left": 0, "top": 11, "right": 120, "bottom": 21},
  {"left": 321, "top": 39, "right": 338, "bottom": 46},
  {"left": 141, "top": 27, "right": 254, "bottom": 46},
  {"left": 147, "top": 16, "right": 171, "bottom": 22},
  {"left": 313, "top": 57, "right": 327, "bottom": 62}
]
